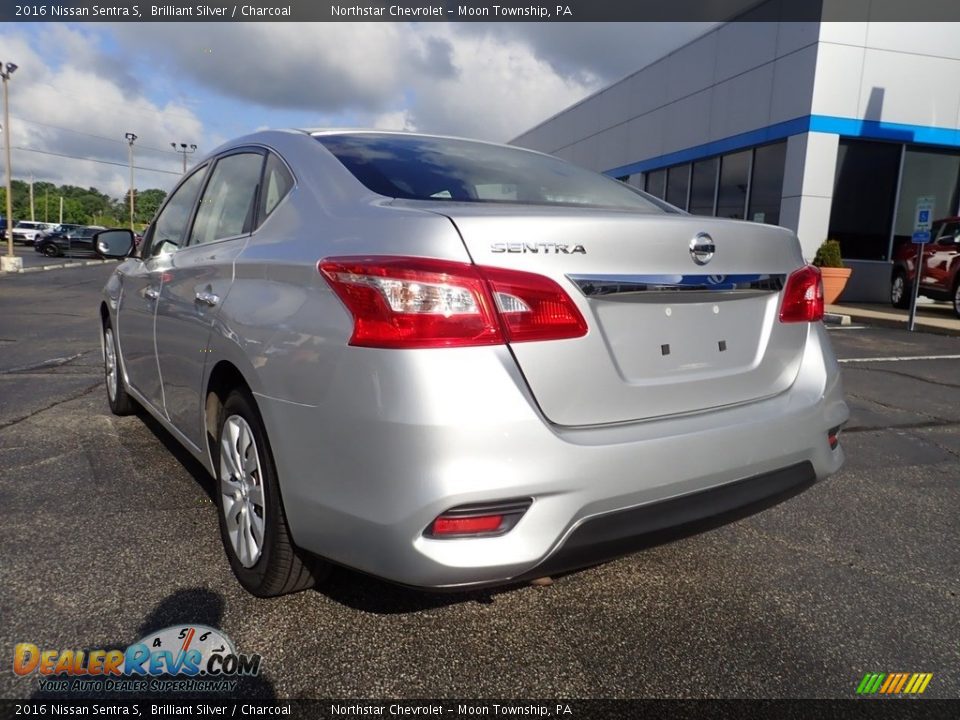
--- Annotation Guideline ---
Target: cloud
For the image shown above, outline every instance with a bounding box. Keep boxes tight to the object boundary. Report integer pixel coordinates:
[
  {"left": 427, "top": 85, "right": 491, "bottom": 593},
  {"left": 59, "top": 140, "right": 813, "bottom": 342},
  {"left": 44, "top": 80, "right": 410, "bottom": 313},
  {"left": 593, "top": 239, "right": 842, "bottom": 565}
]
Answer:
[
  {"left": 0, "top": 26, "right": 203, "bottom": 199},
  {"left": 0, "top": 22, "right": 713, "bottom": 202}
]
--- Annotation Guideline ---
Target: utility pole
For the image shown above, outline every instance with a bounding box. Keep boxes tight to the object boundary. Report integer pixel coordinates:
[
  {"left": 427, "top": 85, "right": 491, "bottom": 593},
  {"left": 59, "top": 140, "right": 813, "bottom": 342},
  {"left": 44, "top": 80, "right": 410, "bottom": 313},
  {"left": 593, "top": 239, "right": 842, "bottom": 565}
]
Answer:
[
  {"left": 59, "top": 196, "right": 63, "bottom": 224},
  {"left": 29, "top": 173, "right": 34, "bottom": 221},
  {"left": 125, "top": 132, "right": 137, "bottom": 230},
  {"left": 171, "top": 142, "right": 197, "bottom": 173},
  {"left": 1, "top": 61, "right": 18, "bottom": 271},
  {"left": 44, "top": 186, "right": 48, "bottom": 222}
]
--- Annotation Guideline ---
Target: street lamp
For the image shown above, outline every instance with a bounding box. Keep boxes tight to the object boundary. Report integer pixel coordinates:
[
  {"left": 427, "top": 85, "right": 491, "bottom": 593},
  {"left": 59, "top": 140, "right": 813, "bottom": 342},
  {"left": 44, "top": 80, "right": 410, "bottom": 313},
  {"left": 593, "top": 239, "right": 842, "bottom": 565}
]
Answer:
[
  {"left": 171, "top": 142, "right": 197, "bottom": 173},
  {"left": 1, "top": 61, "right": 18, "bottom": 270},
  {"left": 125, "top": 132, "right": 137, "bottom": 230}
]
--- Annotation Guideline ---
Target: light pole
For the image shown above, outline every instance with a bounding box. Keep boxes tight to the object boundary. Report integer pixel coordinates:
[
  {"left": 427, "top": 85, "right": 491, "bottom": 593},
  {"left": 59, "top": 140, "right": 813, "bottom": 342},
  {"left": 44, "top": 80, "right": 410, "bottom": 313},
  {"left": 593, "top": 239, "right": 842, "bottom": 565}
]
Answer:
[
  {"left": 125, "top": 132, "right": 137, "bottom": 230},
  {"left": 171, "top": 142, "right": 197, "bottom": 173},
  {"left": 1, "top": 61, "right": 18, "bottom": 270}
]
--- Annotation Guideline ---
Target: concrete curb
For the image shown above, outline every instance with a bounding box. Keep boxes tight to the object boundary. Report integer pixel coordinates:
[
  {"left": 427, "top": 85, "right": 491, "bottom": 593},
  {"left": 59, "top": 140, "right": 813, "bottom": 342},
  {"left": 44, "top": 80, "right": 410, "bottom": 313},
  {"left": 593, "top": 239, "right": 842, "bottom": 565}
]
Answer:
[
  {"left": 0, "top": 259, "right": 117, "bottom": 277},
  {"left": 823, "top": 313, "right": 852, "bottom": 326}
]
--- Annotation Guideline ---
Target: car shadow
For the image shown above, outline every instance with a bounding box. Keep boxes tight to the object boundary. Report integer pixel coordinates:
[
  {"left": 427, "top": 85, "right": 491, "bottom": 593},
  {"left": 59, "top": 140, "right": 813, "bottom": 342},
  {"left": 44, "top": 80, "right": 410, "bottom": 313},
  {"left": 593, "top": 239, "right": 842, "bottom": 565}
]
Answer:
[{"left": 134, "top": 405, "right": 217, "bottom": 502}]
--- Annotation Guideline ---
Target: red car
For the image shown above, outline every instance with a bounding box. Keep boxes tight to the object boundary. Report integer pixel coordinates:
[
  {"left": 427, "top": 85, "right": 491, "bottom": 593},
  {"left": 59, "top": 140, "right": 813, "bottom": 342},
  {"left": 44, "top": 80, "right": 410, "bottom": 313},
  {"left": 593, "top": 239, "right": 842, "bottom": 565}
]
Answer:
[{"left": 891, "top": 216, "right": 960, "bottom": 317}]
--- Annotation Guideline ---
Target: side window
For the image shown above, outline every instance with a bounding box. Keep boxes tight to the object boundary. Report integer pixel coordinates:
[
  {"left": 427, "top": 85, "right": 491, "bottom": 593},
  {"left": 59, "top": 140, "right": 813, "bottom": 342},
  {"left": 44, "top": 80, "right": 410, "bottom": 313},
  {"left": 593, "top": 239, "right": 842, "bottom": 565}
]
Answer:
[
  {"left": 937, "top": 222, "right": 960, "bottom": 243},
  {"left": 258, "top": 152, "right": 294, "bottom": 222},
  {"left": 147, "top": 166, "right": 207, "bottom": 258},
  {"left": 189, "top": 152, "right": 263, "bottom": 246}
]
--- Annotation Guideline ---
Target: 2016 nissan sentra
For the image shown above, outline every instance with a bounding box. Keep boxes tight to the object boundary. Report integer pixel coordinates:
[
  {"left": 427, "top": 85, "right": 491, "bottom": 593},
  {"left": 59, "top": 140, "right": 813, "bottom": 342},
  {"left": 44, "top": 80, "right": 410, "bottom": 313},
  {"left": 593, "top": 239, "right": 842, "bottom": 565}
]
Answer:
[{"left": 95, "top": 130, "right": 849, "bottom": 597}]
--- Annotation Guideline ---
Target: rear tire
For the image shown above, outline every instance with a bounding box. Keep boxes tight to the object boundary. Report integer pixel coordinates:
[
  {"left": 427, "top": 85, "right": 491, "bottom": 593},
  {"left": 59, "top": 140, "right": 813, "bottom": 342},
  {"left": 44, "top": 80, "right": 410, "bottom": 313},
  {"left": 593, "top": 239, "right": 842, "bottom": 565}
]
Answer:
[
  {"left": 102, "top": 320, "right": 136, "bottom": 416},
  {"left": 890, "top": 270, "right": 910, "bottom": 309},
  {"left": 214, "top": 389, "right": 327, "bottom": 597},
  {"left": 41, "top": 244, "right": 61, "bottom": 257}
]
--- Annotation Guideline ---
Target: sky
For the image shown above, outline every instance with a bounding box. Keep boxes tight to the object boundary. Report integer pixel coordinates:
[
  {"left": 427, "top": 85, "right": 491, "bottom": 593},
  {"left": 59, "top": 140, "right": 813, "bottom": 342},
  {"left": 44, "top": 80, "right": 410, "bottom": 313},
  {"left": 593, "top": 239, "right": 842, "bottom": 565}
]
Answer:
[{"left": 1, "top": 22, "right": 714, "bottom": 202}]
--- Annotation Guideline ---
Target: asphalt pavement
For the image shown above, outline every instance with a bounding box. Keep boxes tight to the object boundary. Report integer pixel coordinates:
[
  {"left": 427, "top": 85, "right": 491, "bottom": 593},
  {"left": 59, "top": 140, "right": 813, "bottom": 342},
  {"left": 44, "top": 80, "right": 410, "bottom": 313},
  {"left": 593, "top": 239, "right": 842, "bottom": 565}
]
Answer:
[{"left": 1, "top": 264, "right": 958, "bottom": 700}]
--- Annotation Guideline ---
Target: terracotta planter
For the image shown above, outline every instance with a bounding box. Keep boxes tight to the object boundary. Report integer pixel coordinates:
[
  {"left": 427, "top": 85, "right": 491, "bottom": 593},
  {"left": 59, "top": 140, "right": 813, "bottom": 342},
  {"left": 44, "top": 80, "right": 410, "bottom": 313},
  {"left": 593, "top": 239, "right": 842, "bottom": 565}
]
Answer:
[{"left": 819, "top": 266, "right": 853, "bottom": 305}]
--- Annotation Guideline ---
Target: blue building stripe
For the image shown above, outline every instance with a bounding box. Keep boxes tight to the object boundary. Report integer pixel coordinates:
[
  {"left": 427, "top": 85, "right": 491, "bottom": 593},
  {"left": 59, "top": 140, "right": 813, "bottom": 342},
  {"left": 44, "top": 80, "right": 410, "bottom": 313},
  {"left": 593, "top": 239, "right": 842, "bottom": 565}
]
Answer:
[{"left": 604, "top": 114, "right": 960, "bottom": 177}]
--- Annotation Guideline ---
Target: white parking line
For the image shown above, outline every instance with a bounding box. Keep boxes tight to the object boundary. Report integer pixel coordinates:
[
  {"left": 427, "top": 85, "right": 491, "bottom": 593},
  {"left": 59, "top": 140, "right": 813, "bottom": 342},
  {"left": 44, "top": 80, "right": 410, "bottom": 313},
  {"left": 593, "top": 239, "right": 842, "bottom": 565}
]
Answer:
[{"left": 838, "top": 354, "right": 960, "bottom": 363}]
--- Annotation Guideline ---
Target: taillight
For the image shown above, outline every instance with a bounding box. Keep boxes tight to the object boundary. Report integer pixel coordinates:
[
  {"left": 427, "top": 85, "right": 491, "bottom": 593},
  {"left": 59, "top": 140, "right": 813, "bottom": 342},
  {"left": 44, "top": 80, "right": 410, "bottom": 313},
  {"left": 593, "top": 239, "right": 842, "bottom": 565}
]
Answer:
[
  {"left": 319, "top": 256, "right": 587, "bottom": 349},
  {"left": 779, "top": 265, "right": 824, "bottom": 323}
]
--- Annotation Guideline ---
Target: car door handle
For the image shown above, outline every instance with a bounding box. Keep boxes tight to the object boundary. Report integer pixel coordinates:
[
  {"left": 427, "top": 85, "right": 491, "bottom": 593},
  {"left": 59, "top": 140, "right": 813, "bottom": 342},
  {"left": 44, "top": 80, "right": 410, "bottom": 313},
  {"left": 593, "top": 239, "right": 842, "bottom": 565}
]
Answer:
[
  {"left": 144, "top": 287, "right": 159, "bottom": 300},
  {"left": 195, "top": 291, "right": 220, "bottom": 307}
]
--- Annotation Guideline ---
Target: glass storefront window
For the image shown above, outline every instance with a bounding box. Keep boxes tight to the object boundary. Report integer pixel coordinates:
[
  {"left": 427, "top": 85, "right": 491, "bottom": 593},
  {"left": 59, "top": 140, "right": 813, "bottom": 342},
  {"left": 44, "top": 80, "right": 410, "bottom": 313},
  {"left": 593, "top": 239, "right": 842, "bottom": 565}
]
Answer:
[
  {"left": 716, "top": 150, "right": 751, "bottom": 219},
  {"left": 645, "top": 169, "right": 667, "bottom": 199},
  {"left": 689, "top": 157, "right": 718, "bottom": 216},
  {"left": 666, "top": 164, "right": 690, "bottom": 210},
  {"left": 891, "top": 147, "right": 960, "bottom": 258},
  {"left": 748, "top": 142, "right": 786, "bottom": 226},
  {"left": 828, "top": 139, "right": 901, "bottom": 261}
]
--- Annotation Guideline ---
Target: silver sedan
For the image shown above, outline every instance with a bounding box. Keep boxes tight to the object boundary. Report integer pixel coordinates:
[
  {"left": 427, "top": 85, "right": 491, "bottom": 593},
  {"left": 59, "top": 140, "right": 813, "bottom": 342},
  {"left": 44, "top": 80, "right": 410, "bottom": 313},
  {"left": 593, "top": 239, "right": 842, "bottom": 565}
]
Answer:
[{"left": 96, "top": 130, "right": 849, "bottom": 596}]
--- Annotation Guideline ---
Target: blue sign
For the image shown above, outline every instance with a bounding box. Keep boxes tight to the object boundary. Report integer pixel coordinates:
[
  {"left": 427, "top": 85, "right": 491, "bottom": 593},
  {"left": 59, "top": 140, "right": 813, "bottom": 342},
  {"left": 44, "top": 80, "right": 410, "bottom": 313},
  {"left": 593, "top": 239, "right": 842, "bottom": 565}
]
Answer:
[
  {"left": 918, "top": 209, "right": 930, "bottom": 224},
  {"left": 912, "top": 230, "right": 931, "bottom": 243}
]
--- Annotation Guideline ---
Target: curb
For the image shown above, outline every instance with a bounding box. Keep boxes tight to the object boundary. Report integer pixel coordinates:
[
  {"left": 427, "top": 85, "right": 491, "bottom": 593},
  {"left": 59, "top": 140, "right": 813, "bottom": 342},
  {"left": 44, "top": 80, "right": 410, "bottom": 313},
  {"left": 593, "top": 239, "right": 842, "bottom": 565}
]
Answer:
[
  {"left": 824, "top": 313, "right": 851, "bottom": 326},
  {"left": 0, "top": 259, "right": 117, "bottom": 276},
  {"left": 834, "top": 312, "right": 960, "bottom": 338}
]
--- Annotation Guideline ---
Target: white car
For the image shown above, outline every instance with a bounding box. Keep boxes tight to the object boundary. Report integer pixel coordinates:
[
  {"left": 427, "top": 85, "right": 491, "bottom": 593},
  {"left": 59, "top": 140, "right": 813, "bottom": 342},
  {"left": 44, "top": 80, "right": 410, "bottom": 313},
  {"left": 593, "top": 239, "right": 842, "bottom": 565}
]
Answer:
[{"left": 13, "top": 221, "right": 55, "bottom": 245}]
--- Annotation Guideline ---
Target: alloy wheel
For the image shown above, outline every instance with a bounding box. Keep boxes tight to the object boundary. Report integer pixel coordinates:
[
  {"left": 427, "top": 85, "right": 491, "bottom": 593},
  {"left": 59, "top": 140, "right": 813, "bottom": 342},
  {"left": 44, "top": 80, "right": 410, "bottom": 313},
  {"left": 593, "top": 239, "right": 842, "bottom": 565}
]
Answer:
[{"left": 219, "top": 415, "right": 267, "bottom": 568}]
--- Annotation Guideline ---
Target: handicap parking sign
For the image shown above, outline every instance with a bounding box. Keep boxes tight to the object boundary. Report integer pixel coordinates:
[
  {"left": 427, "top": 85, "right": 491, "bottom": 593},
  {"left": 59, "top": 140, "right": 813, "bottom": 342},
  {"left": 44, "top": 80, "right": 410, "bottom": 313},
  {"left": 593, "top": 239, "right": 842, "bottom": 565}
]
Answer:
[{"left": 918, "top": 209, "right": 930, "bottom": 224}]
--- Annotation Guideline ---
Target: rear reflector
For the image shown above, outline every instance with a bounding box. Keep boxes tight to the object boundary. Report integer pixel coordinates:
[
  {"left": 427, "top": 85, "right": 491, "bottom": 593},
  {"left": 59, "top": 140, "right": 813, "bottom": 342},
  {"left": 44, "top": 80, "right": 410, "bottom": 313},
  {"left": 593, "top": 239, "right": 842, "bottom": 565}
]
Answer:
[
  {"left": 432, "top": 515, "right": 504, "bottom": 536},
  {"left": 319, "top": 256, "right": 587, "bottom": 348},
  {"left": 425, "top": 498, "right": 532, "bottom": 539},
  {"left": 828, "top": 425, "right": 842, "bottom": 450},
  {"left": 779, "top": 265, "right": 824, "bottom": 323}
]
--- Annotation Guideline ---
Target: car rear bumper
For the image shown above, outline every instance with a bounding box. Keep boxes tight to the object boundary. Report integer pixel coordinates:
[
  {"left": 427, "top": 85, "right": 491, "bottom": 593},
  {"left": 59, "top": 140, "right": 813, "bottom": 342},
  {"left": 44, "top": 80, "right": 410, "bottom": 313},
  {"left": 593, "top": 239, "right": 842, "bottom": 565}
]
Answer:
[{"left": 256, "top": 322, "right": 848, "bottom": 589}]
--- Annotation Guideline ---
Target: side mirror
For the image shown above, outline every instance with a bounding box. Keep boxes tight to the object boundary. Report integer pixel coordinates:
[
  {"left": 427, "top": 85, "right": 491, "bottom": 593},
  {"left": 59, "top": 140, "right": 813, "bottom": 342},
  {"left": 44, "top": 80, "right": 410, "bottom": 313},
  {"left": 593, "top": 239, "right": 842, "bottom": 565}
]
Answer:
[{"left": 93, "top": 229, "right": 135, "bottom": 258}]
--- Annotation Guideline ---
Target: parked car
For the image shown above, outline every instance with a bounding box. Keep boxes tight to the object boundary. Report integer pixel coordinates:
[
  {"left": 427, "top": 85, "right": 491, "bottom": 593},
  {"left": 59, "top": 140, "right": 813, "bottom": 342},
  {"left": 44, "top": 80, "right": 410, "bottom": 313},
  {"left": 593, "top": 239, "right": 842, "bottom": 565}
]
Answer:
[
  {"left": 34, "top": 223, "right": 84, "bottom": 245},
  {"left": 96, "top": 130, "right": 849, "bottom": 597},
  {"left": 12, "top": 220, "right": 55, "bottom": 245},
  {"left": 35, "top": 225, "right": 106, "bottom": 257},
  {"left": 891, "top": 216, "right": 960, "bottom": 317}
]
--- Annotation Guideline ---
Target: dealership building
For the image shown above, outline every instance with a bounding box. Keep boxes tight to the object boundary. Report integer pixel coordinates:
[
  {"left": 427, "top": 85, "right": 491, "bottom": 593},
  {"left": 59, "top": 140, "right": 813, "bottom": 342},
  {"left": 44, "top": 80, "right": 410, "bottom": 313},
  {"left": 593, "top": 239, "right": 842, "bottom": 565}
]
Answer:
[{"left": 512, "top": 17, "right": 960, "bottom": 302}]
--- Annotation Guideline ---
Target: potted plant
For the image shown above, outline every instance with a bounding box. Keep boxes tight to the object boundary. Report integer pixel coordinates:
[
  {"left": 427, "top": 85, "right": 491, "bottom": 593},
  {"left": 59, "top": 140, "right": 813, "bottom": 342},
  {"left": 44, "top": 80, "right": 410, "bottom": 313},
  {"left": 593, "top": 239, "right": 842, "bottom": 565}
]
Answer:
[{"left": 812, "top": 239, "right": 852, "bottom": 305}]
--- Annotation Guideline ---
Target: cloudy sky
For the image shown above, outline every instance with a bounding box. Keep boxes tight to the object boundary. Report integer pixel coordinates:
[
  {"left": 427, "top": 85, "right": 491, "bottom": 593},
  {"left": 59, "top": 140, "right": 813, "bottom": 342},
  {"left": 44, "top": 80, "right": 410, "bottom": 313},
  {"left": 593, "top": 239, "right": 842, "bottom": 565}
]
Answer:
[{"left": 3, "top": 22, "right": 713, "bottom": 200}]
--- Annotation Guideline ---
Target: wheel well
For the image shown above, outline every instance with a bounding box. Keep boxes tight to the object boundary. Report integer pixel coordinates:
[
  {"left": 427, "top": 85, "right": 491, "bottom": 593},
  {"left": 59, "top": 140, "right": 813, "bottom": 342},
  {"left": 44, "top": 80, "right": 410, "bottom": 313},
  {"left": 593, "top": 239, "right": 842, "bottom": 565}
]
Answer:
[
  {"left": 205, "top": 361, "right": 252, "bottom": 453},
  {"left": 99, "top": 303, "right": 109, "bottom": 327}
]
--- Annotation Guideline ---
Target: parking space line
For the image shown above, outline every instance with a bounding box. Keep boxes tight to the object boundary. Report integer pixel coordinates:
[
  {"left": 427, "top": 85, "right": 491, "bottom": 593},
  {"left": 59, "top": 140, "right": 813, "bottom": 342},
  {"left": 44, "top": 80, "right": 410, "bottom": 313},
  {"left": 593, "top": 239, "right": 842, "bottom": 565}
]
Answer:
[{"left": 839, "top": 354, "right": 960, "bottom": 363}]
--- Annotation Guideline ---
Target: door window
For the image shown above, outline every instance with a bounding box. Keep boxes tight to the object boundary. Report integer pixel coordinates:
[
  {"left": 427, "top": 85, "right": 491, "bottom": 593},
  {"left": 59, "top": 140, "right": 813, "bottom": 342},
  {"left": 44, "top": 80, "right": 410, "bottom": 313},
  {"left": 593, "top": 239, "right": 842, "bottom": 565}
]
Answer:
[
  {"left": 145, "top": 166, "right": 208, "bottom": 258},
  {"left": 189, "top": 152, "right": 264, "bottom": 246}
]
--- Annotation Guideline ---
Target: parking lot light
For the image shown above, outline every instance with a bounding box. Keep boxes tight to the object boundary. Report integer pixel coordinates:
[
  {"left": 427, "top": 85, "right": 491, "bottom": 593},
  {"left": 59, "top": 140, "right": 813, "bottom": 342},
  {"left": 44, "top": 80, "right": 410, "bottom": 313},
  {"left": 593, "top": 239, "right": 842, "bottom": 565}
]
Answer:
[
  {"left": 125, "top": 132, "right": 137, "bottom": 231},
  {"left": 1, "top": 61, "right": 18, "bottom": 266},
  {"left": 171, "top": 142, "right": 197, "bottom": 173}
]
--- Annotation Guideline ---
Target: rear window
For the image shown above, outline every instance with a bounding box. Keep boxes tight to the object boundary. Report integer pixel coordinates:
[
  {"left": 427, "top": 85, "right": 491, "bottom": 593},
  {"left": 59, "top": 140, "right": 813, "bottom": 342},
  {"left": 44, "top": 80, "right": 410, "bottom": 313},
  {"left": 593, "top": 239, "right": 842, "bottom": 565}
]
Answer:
[{"left": 315, "top": 133, "right": 669, "bottom": 213}]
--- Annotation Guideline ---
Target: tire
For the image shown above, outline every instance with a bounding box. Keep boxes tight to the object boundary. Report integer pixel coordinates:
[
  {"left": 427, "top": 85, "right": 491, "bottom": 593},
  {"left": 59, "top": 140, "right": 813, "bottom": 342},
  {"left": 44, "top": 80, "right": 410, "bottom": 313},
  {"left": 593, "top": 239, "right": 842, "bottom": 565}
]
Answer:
[
  {"left": 953, "top": 278, "right": 960, "bottom": 319},
  {"left": 102, "top": 320, "right": 137, "bottom": 416},
  {"left": 41, "top": 243, "right": 61, "bottom": 257},
  {"left": 890, "top": 270, "right": 910, "bottom": 309},
  {"left": 214, "top": 389, "right": 326, "bottom": 597}
]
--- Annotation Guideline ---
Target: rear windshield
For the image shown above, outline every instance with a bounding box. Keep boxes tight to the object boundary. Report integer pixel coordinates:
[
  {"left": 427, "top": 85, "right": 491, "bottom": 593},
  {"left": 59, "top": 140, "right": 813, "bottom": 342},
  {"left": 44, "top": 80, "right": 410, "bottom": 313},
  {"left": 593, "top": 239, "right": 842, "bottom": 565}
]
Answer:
[{"left": 315, "top": 133, "right": 670, "bottom": 213}]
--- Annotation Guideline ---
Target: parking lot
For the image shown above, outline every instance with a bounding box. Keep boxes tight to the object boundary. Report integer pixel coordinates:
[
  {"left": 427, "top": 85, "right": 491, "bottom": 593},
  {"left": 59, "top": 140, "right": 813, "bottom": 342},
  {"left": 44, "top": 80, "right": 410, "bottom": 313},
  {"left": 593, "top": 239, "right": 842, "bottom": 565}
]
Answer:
[{"left": 1, "top": 263, "right": 958, "bottom": 700}]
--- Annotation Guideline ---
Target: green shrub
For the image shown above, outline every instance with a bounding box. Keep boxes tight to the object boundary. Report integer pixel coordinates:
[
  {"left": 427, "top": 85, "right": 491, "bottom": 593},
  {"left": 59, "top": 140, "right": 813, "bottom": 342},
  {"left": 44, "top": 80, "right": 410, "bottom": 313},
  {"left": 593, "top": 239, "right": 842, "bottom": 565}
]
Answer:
[{"left": 813, "top": 239, "right": 844, "bottom": 268}]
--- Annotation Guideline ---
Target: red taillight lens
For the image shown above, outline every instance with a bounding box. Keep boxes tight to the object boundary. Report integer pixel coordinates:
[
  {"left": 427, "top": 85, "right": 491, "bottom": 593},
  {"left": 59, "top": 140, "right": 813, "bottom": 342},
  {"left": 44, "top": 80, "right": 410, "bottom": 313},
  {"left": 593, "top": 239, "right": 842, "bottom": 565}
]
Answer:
[
  {"left": 431, "top": 515, "right": 504, "bottom": 536},
  {"left": 319, "top": 256, "right": 587, "bottom": 349},
  {"left": 318, "top": 257, "right": 502, "bottom": 349},
  {"left": 779, "top": 265, "right": 824, "bottom": 323},
  {"left": 481, "top": 265, "right": 588, "bottom": 342}
]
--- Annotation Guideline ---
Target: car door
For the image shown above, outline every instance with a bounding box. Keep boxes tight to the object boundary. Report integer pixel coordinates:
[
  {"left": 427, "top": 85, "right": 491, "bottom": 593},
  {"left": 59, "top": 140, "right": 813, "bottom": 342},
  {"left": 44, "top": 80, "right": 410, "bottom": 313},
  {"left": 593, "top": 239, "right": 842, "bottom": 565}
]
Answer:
[
  {"left": 154, "top": 149, "right": 266, "bottom": 449},
  {"left": 116, "top": 166, "right": 208, "bottom": 414}
]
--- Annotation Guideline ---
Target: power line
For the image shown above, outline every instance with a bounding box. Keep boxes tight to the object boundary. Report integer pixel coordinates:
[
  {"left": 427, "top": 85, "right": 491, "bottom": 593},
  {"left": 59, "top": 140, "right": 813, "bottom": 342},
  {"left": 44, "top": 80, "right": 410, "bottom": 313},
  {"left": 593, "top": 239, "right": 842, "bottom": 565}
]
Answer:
[
  {"left": 11, "top": 146, "right": 181, "bottom": 176},
  {"left": 11, "top": 114, "right": 178, "bottom": 155}
]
